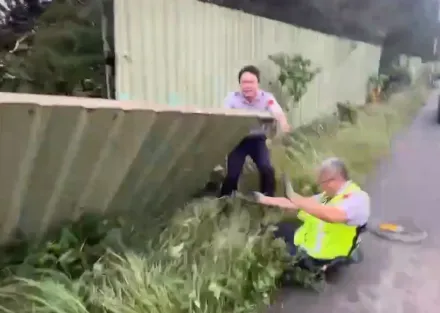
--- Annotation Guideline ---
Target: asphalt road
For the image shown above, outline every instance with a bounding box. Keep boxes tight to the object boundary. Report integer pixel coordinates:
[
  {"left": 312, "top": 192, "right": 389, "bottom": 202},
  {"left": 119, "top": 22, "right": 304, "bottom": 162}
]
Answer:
[{"left": 268, "top": 90, "right": 440, "bottom": 313}]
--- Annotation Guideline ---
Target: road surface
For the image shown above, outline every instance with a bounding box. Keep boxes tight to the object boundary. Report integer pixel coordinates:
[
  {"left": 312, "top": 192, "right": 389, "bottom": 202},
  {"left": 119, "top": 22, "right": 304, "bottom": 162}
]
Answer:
[{"left": 269, "top": 90, "right": 440, "bottom": 313}]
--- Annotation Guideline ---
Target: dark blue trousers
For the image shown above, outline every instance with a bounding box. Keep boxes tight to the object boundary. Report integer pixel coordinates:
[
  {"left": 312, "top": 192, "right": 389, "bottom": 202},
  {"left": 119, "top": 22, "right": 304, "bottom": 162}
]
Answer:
[
  {"left": 220, "top": 135, "right": 275, "bottom": 196},
  {"left": 274, "top": 222, "right": 298, "bottom": 256}
]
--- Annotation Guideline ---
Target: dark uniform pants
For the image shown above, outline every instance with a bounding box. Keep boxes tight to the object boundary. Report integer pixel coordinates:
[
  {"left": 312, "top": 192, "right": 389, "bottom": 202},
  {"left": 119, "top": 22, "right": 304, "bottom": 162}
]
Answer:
[{"left": 220, "top": 135, "right": 275, "bottom": 197}]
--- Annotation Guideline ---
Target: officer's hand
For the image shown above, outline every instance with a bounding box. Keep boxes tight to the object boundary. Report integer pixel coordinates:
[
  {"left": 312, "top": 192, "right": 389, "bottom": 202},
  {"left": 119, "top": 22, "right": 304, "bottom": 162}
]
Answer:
[{"left": 281, "top": 122, "right": 291, "bottom": 134}]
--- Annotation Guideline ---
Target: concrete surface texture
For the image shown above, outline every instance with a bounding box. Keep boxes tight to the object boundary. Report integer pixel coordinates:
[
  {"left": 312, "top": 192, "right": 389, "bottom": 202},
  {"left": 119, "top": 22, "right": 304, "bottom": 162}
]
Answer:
[{"left": 268, "top": 90, "right": 440, "bottom": 313}]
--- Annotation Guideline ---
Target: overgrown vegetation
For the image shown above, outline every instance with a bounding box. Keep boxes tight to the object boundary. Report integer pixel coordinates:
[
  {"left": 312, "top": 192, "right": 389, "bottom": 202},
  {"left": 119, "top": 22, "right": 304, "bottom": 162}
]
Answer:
[
  {"left": 0, "top": 199, "right": 290, "bottom": 313},
  {"left": 0, "top": 84, "right": 427, "bottom": 312},
  {"left": 0, "top": 0, "right": 105, "bottom": 96},
  {"left": 271, "top": 87, "right": 427, "bottom": 195},
  {"left": 0, "top": 214, "right": 123, "bottom": 281},
  {"left": 0, "top": 1, "right": 430, "bottom": 312},
  {"left": 367, "top": 73, "right": 389, "bottom": 103},
  {"left": 268, "top": 53, "right": 320, "bottom": 111},
  {"left": 381, "top": 64, "right": 413, "bottom": 96}
]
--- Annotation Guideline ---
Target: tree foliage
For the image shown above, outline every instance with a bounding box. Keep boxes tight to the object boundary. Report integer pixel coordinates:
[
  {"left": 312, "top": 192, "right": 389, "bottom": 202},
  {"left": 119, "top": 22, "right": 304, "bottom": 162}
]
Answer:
[
  {"left": 0, "top": 0, "right": 47, "bottom": 50},
  {"left": 0, "top": 0, "right": 106, "bottom": 96},
  {"left": 268, "top": 53, "right": 320, "bottom": 111}
]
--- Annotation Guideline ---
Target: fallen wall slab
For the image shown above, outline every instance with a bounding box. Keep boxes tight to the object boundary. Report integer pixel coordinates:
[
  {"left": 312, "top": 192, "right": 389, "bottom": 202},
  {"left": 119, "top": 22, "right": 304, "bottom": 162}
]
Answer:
[{"left": 0, "top": 92, "right": 272, "bottom": 241}]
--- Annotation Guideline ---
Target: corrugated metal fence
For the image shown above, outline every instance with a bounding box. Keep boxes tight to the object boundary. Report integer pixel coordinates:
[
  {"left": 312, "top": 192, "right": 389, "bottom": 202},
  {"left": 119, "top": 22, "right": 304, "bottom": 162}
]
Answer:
[
  {"left": 114, "top": 0, "right": 382, "bottom": 126},
  {"left": 0, "top": 93, "right": 270, "bottom": 240}
]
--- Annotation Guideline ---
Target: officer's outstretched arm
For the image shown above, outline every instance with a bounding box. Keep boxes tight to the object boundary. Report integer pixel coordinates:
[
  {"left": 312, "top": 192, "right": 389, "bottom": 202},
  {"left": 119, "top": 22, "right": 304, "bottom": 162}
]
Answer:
[
  {"left": 290, "top": 196, "right": 347, "bottom": 223},
  {"left": 255, "top": 195, "right": 298, "bottom": 211}
]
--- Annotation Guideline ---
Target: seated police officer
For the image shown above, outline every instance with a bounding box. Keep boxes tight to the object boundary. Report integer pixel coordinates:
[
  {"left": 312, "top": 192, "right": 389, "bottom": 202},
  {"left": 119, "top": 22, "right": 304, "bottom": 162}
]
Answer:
[{"left": 254, "top": 157, "right": 370, "bottom": 267}]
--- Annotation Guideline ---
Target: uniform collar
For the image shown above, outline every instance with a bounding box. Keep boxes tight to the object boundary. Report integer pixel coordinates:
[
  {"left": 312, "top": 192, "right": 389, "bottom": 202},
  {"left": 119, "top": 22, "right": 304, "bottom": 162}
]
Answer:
[
  {"left": 322, "top": 180, "right": 352, "bottom": 203},
  {"left": 336, "top": 180, "right": 352, "bottom": 196},
  {"left": 237, "top": 90, "right": 264, "bottom": 104}
]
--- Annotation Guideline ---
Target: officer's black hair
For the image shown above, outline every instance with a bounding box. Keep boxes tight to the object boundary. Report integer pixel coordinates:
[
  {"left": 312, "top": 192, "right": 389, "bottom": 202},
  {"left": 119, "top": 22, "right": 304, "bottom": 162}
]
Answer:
[{"left": 238, "top": 65, "right": 260, "bottom": 83}]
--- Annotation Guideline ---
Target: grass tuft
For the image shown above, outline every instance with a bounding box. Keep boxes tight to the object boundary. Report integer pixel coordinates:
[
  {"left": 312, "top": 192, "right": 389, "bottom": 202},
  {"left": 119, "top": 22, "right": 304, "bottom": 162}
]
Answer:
[
  {"left": 268, "top": 86, "right": 428, "bottom": 194},
  {"left": 0, "top": 86, "right": 429, "bottom": 313}
]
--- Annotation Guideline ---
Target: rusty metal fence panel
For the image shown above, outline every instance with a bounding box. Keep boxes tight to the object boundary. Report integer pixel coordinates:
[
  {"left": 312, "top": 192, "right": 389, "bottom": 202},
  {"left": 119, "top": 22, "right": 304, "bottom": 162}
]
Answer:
[{"left": 0, "top": 93, "right": 271, "bottom": 241}]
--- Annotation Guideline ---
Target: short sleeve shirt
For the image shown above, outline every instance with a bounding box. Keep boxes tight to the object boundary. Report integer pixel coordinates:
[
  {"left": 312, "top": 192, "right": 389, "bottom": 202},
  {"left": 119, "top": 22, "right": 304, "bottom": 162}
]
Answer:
[
  {"left": 224, "top": 90, "right": 283, "bottom": 114},
  {"left": 314, "top": 182, "right": 370, "bottom": 226},
  {"left": 224, "top": 90, "right": 283, "bottom": 135}
]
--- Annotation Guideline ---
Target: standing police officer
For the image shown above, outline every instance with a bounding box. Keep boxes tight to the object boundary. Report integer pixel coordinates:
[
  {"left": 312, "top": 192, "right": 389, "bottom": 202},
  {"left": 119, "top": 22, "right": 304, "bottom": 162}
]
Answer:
[{"left": 220, "top": 65, "right": 291, "bottom": 197}]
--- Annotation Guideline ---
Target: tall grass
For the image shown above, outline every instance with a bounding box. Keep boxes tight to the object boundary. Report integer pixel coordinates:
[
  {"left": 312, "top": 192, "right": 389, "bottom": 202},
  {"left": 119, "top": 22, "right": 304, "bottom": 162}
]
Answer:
[
  {"left": 269, "top": 86, "right": 427, "bottom": 194},
  {"left": 0, "top": 86, "right": 429, "bottom": 313},
  {"left": 0, "top": 198, "right": 287, "bottom": 313}
]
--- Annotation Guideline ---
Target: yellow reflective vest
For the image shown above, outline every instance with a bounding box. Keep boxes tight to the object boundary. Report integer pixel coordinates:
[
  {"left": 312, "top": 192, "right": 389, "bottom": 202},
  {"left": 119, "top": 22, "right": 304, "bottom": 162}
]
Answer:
[{"left": 294, "top": 181, "right": 362, "bottom": 260}]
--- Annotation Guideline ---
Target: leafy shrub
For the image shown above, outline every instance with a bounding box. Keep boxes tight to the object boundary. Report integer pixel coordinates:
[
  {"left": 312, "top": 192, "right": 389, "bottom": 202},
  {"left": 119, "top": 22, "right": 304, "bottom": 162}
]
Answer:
[
  {"left": 0, "top": 85, "right": 429, "bottom": 313},
  {"left": 270, "top": 86, "right": 428, "bottom": 193},
  {"left": 382, "top": 65, "right": 412, "bottom": 95},
  {"left": 268, "top": 53, "right": 320, "bottom": 111},
  {"left": 367, "top": 74, "right": 389, "bottom": 102},
  {"left": 368, "top": 74, "right": 389, "bottom": 90},
  {"left": 336, "top": 101, "right": 358, "bottom": 124},
  {"left": 0, "top": 198, "right": 290, "bottom": 313},
  {"left": 0, "top": 214, "right": 124, "bottom": 281}
]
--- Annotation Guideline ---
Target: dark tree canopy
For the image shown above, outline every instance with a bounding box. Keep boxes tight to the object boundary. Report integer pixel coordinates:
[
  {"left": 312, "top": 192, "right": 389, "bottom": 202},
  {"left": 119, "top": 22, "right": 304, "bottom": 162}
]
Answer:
[
  {"left": 0, "top": 0, "right": 106, "bottom": 96},
  {"left": 0, "top": 0, "right": 50, "bottom": 50}
]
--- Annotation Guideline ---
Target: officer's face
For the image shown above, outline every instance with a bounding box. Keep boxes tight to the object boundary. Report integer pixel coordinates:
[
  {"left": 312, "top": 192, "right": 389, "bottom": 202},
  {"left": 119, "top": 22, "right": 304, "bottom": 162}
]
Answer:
[
  {"left": 240, "top": 72, "right": 259, "bottom": 100},
  {"left": 317, "top": 170, "right": 340, "bottom": 196}
]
